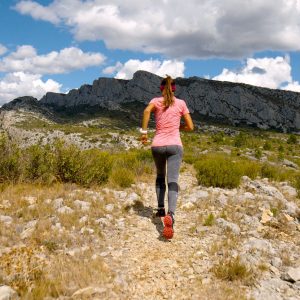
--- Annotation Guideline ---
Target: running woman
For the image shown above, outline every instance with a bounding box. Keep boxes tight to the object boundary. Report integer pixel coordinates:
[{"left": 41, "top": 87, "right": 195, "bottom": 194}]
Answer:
[{"left": 140, "top": 75, "right": 194, "bottom": 239}]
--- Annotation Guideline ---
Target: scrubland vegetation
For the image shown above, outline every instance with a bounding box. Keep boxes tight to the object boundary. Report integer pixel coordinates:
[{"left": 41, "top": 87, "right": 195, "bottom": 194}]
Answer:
[{"left": 1, "top": 127, "right": 299, "bottom": 193}]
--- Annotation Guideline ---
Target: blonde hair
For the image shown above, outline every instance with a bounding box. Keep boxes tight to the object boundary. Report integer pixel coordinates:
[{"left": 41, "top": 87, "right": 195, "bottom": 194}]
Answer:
[{"left": 161, "top": 75, "right": 175, "bottom": 108}]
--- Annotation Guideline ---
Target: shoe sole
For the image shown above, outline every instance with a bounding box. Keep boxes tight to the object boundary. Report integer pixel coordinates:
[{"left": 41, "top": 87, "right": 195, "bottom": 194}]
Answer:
[{"left": 163, "top": 215, "right": 174, "bottom": 239}]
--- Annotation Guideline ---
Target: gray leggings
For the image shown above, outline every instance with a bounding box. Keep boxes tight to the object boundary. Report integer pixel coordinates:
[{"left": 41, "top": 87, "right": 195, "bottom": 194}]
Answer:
[{"left": 151, "top": 145, "right": 183, "bottom": 214}]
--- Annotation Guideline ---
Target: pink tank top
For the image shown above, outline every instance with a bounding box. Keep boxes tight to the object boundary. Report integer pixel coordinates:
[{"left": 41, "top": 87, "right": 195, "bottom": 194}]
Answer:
[{"left": 149, "top": 97, "right": 189, "bottom": 147}]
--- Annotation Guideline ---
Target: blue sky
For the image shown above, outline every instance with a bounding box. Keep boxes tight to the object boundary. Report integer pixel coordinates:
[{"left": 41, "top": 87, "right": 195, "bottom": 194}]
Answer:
[{"left": 1, "top": 0, "right": 300, "bottom": 105}]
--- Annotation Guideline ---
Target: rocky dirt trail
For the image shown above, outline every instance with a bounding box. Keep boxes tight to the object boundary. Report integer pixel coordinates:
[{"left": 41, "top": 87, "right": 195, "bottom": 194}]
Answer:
[
  {"left": 1, "top": 165, "right": 300, "bottom": 299},
  {"left": 95, "top": 166, "right": 300, "bottom": 300},
  {"left": 99, "top": 169, "right": 225, "bottom": 299}
]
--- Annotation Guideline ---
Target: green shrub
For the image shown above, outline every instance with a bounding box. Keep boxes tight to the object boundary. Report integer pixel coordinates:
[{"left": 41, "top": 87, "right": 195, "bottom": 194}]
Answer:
[
  {"left": 277, "top": 152, "right": 284, "bottom": 162},
  {"left": 254, "top": 148, "right": 262, "bottom": 159},
  {"left": 76, "top": 149, "right": 112, "bottom": 186},
  {"left": 287, "top": 134, "right": 298, "bottom": 144},
  {"left": 112, "top": 149, "right": 153, "bottom": 178},
  {"left": 231, "top": 148, "right": 241, "bottom": 157},
  {"left": 110, "top": 167, "right": 135, "bottom": 188},
  {"left": 263, "top": 141, "right": 272, "bottom": 150},
  {"left": 278, "top": 145, "right": 284, "bottom": 152},
  {"left": 236, "top": 160, "right": 261, "bottom": 180},
  {"left": 24, "top": 144, "right": 56, "bottom": 183},
  {"left": 212, "top": 132, "right": 225, "bottom": 144},
  {"left": 194, "top": 154, "right": 241, "bottom": 188},
  {"left": 53, "top": 140, "right": 82, "bottom": 182},
  {"left": 233, "top": 132, "right": 247, "bottom": 148},
  {"left": 0, "top": 135, "right": 22, "bottom": 183},
  {"left": 260, "top": 163, "right": 294, "bottom": 182},
  {"left": 183, "top": 152, "right": 199, "bottom": 164},
  {"left": 261, "top": 163, "right": 281, "bottom": 180},
  {"left": 134, "top": 149, "right": 153, "bottom": 162}
]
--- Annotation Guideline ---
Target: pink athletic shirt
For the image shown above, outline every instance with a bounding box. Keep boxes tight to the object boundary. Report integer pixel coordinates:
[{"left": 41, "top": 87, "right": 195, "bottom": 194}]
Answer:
[{"left": 149, "top": 96, "right": 190, "bottom": 147}]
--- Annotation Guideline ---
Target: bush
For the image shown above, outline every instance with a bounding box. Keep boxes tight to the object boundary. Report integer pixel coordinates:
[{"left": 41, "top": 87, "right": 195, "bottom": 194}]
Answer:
[
  {"left": 110, "top": 167, "right": 135, "bottom": 188},
  {"left": 53, "top": 140, "right": 82, "bottom": 182},
  {"left": 261, "top": 163, "right": 281, "bottom": 180},
  {"left": 233, "top": 132, "right": 247, "bottom": 148},
  {"left": 112, "top": 149, "right": 154, "bottom": 178},
  {"left": 24, "top": 144, "right": 56, "bottom": 183},
  {"left": 260, "top": 163, "right": 294, "bottom": 182},
  {"left": 76, "top": 149, "right": 112, "bottom": 186},
  {"left": 287, "top": 134, "right": 298, "bottom": 144},
  {"left": 0, "top": 135, "right": 22, "bottom": 183},
  {"left": 212, "top": 132, "right": 225, "bottom": 144},
  {"left": 236, "top": 160, "right": 261, "bottom": 180},
  {"left": 263, "top": 141, "right": 272, "bottom": 150},
  {"left": 278, "top": 144, "right": 284, "bottom": 152},
  {"left": 194, "top": 154, "right": 241, "bottom": 188},
  {"left": 254, "top": 148, "right": 262, "bottom": 159},
  {"left": 52, "top": 141, "right": 113, "bottom": 186},
  {"left": 183, "top": 152, "right": 199, "bottom": 164}
]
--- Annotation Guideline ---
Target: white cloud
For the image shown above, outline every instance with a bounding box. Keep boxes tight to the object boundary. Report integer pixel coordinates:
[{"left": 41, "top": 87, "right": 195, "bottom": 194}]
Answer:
[
  {"left": 213, "top": 56, "right": 294, "bottom": 90},
  {"left": 0, "top": 44, "right": 7, "bottom": 56},
  {"left": 15, "top": 0, "right": 60, "bottom": 24},
  {"left": 0, "top": 72, "right": 62, "bottom": 106},
  {"left": 14, "top": 0, "right": 300, "bottom": 58},
  {"left": 0, "top": 45, "right": 105, "bottom": 74},
  {"left": 103, "top": 59, "right": 185, "bottom": 79},
  {"left": 102, "top": 61, "right": 123, "bottom": 75},
  {"left": 282, "top": 81, "right": 300, "bottom": 93}
]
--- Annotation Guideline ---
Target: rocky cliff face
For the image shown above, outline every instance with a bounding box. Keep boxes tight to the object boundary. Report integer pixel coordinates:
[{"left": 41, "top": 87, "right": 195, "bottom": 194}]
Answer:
[{"left": 2, "top": 70, "right": 300, "bottom": 132}]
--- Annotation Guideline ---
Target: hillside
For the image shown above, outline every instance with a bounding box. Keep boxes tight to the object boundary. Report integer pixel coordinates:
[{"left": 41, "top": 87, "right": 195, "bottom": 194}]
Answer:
[{"left": 1, "top": 70, "right": 300, "bottom": 132}]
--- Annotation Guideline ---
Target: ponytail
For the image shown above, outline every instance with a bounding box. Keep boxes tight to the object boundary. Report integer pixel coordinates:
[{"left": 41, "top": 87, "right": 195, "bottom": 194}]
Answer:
[{"left": 160, "top": 75, "right": 175, "bottom": 108}]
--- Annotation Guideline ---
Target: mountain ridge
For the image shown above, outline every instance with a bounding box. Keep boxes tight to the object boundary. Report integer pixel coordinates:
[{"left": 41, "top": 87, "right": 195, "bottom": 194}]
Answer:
[{"left": 1, "top": 70, "right": 300, "bottom": 132}]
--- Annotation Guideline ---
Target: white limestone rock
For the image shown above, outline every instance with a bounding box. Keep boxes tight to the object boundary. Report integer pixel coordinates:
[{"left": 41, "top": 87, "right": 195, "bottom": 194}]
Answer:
[
  {"left": 53, "top": 197, "right": 64, "bottom": 209},
  {"left": 0, "top": 215, "right": 13, "bottom": 225},
  {"left": 0, "top": 286, "right": 19, "bottom": 300},
  {"left": 72, "top": 286, "right": 107, "bottom": 298},
  {"left": 216, "top": 218, "right": 241, "bottom": 235},
  {"left": 242, "top": 237, "right": 275, "bottom": 255},
  {"left": 57, "top": 206, "right": 74, "bottom": 214},
  {"left": 74, "top": 200, "right": 91, "bottom": 211},
  {"left": 282, "top": 267, "right": 300, "bottom": 283}
]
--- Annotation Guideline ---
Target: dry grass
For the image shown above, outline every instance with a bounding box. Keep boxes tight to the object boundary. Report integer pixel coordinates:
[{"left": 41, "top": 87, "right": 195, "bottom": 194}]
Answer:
[
  {"left": 1, "top": 247, "right": 113, "bottom": 299},
  {"left": 0, "top": 183, "right": 117, "bottom": 298},
  {"left": 209, "top": 234, "right": 240, "bottom": 256},
  {"left": 212, "top": 256, "right": 255, "bottom": 285},
  {"left": 203, "top": 212, "right": 215, "bottom": 226},
  {"left": 197, "top": 281, "right": 250, "bottom": 300},
  {"left": 30, "top": 253, "right": 113, "bottom": 299}
]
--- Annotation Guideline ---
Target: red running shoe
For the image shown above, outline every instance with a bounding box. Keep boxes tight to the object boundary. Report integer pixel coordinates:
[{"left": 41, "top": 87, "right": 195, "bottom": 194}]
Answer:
[{"left": 163, "top": 213, "right": 174, "bottom": 239}]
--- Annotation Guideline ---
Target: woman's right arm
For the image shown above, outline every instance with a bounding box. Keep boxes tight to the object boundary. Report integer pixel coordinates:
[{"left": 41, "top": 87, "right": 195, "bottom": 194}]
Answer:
[
  {"left": 140, "top": 103, "right": 155, "bottom": 144},
  {"left": 180, "top": 113, "right": 194, "bottom": 131}
]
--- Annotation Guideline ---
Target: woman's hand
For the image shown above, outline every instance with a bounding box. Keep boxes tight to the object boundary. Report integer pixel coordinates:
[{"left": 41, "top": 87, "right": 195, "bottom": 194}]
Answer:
[
  {"left": 180, "top": 114, "right": 194, "bottom": 131},
  {"left": 140, "top": 133, "right": 148, "bottom": 145}
]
